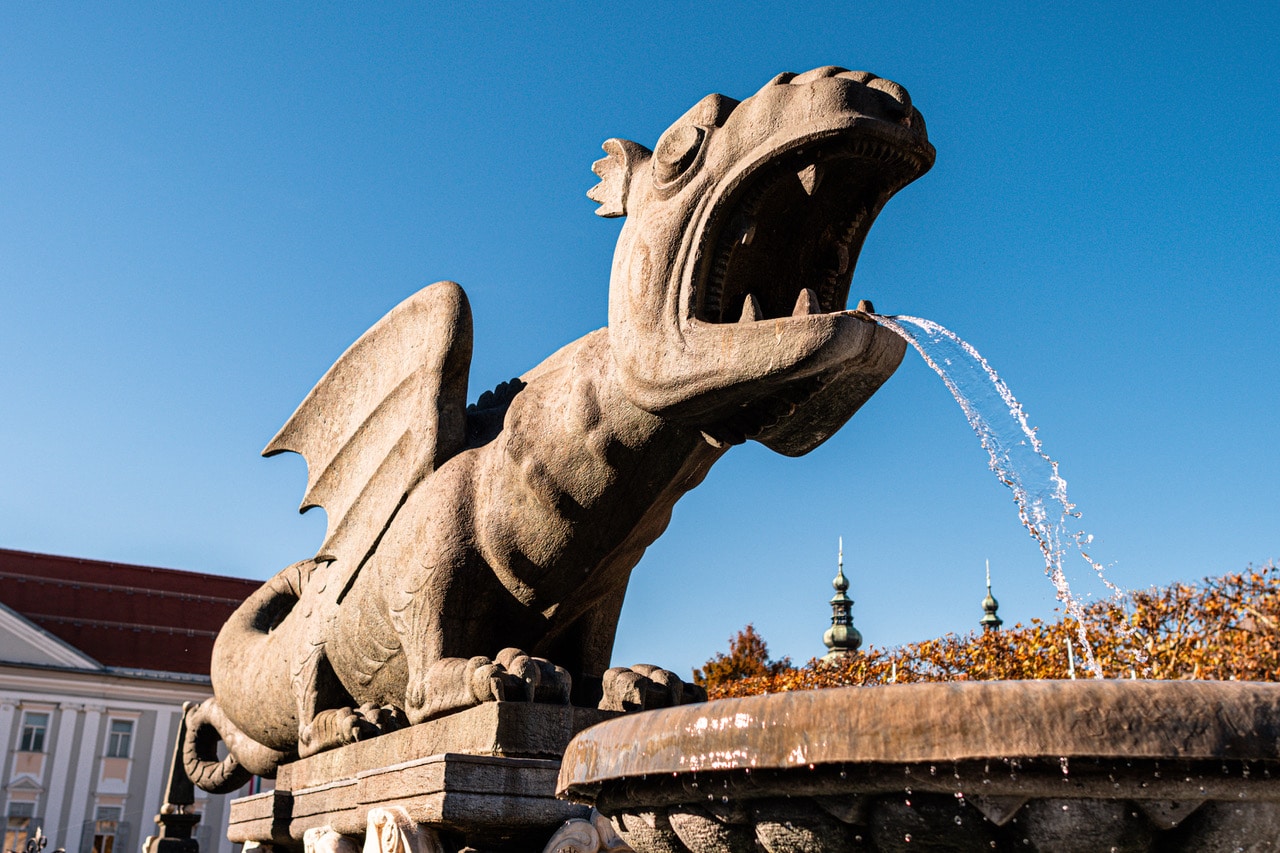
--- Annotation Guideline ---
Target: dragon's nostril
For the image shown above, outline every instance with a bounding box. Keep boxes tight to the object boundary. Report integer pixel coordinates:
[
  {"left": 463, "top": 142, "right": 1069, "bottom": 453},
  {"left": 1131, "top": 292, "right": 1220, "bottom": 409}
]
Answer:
[
  {"left": 836, "top": 70, "right": 879, "bottom": 85},
  {"left": 867, "top": 77, "right": 912, "bottom": 114}
]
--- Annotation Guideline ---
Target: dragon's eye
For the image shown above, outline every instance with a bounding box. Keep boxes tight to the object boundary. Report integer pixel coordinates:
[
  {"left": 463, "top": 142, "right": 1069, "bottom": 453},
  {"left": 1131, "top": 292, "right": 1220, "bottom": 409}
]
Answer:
[{"left": 652, "top": 124, "right": 707, "bottom": 187}]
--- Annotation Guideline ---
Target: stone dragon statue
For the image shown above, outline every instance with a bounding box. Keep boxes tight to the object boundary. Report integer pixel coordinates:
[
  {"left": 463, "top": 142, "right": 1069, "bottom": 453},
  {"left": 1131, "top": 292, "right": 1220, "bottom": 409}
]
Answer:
[{"left": 184, "top": 66, "right": 934, "bottom": 793}]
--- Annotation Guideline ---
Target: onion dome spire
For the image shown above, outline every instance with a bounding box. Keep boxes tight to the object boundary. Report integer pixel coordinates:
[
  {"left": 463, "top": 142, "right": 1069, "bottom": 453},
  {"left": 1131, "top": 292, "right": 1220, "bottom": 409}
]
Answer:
[
  {"left": 822, "top": 537, "right": 863, "bottom": 661},
  {"left": 980, "top": 558, "right": 1003, "bottom": 632}
]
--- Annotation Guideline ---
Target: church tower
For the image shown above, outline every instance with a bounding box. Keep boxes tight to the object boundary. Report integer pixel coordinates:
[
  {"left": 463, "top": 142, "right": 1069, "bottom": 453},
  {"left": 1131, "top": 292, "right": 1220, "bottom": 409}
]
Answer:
[{"left": 822, "top": 538, "right": 863, "bottom": 662}]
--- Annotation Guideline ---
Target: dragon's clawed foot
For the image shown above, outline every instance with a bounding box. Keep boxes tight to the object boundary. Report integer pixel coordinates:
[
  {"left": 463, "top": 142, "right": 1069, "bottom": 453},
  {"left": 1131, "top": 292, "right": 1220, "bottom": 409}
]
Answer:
[
  {"left": 600, "top": 664, "right": 705, "bottom": 712},
  {"left": 410, "top": 649, "right": 572, "bottom": 724},
  {"left": 489, "top": 648, "right": 573, "bottom": 703},
  {"left": 298, "top": 707, "right": 379, "bottom": 758},
  {"left": 356, "top": 703, "right": 410, "bottom": 734}
]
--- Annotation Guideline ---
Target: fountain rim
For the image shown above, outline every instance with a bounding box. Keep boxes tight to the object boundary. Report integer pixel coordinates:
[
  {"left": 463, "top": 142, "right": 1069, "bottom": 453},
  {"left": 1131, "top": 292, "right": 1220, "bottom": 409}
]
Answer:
[{"left": 557, "top": 679, "right": 1280, "bottom": 798}]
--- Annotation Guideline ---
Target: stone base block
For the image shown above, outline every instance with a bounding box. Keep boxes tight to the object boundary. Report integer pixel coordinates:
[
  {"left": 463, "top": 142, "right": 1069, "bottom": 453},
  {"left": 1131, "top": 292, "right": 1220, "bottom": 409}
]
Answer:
[{"left": 229, "top": 702, "right": 615, "bottom": 852}]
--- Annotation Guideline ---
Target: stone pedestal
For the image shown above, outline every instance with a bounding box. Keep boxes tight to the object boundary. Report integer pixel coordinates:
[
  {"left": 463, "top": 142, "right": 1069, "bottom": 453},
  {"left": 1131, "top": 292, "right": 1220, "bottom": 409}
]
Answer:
[
  {"left": 229, "top": 703, "right": 615, "bottom": 852},
  {"left": 142, "top": 811, "right": 201, "bottom": 853}
]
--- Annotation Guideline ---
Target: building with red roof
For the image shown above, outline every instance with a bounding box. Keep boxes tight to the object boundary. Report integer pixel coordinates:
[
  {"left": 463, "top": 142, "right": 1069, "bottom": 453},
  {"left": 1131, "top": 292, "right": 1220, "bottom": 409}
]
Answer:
[{"left": 0, "top": 549, "right": 261, "bottom": 853}]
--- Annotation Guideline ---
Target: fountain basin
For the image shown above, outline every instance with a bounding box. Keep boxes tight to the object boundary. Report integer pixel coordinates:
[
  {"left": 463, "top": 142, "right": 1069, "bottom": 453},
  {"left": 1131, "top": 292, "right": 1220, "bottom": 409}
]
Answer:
[{"left": 557, "top": 680, "right": 1280, "bottom": 851}]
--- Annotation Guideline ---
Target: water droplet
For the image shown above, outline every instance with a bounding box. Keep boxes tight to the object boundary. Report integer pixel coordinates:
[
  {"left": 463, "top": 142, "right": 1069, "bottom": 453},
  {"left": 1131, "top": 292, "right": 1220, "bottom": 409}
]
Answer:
[
  {"left": 904, "top": 834, "right": 911, "bottom": 843},
  {"left": 954, "top": 815, "right": 963, "bottom": 825}
]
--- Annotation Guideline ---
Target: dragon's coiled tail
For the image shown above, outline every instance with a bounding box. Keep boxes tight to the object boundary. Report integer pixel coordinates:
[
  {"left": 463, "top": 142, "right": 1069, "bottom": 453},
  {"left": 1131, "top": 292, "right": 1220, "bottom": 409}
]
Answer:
[{"left": 183, "top": 698, "right": 288, "bottom": 794}]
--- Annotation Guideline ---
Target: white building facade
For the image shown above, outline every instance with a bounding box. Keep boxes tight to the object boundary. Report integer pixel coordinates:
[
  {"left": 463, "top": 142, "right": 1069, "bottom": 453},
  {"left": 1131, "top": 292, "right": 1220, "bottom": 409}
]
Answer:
[{"left": 0, "top": 593, "right": 244, "bottom": 853}]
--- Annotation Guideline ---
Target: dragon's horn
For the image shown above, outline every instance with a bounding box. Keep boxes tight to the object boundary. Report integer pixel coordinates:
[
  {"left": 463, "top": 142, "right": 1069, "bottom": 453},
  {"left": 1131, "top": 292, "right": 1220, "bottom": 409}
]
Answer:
[{"left": 587, "top": 138, "right": 651, "bottom": 218}]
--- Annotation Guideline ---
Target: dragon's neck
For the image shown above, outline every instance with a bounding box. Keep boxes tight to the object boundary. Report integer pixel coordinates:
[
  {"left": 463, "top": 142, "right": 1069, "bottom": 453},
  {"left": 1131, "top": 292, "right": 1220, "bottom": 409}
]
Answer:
[{"left": 473, "top": 328, "right": 725, "bottom": 612}]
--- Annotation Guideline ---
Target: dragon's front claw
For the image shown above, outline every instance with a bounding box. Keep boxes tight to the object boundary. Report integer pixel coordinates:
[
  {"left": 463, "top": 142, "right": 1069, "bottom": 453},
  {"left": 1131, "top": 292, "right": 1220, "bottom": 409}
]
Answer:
[
  {"left": 411, "top": 651, "right": 572, "bottom": 724},
  {"left": 600, "top": 664, "right": 705, "bottom": 712},
  {"left": 356, "top": 703, "right": 409, "bottom": 734},
  {"left": 494, "top": 647, "right": 573, "bottom": 703},
  {"left": 298, "top": 707, "right": 379, "bottom": 758}
]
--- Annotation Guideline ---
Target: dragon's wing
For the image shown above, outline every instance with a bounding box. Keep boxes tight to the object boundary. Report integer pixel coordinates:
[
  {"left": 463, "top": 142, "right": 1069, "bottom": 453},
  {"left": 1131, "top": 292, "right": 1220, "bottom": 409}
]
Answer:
[{"left": 264, "top": 281, "right": 472, "bottom": 581}]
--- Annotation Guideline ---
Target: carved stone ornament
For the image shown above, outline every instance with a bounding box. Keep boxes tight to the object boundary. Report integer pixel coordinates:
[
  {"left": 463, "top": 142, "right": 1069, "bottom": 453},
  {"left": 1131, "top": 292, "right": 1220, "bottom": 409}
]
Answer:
[
  {"left": 362, "top": 808, "right": 442, "bottom": 853},
  {"left": 302, "top": 827, "right": 360, "bottom": 853},
  {"left": 183, "top": 66, "right": 935, "bottom": 790},
  {"left": 299, "top": 809, "right": 443, "bottom": 853},
  {"left": 542, "top": 810, "right": 632, "bottom": 853}
]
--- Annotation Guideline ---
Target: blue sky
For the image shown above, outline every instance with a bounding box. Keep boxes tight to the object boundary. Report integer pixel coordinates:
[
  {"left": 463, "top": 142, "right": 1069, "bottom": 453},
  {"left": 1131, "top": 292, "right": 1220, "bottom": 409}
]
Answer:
[{"left": 2, "top": 3, "right": 1277, "bottom": 677}]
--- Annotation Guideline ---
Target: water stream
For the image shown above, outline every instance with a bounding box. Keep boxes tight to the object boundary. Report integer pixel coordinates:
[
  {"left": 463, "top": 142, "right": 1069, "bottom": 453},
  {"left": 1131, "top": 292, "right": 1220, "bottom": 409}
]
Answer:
[{"left": 874, "top": 314, "right": 1118, "bottom": 677}]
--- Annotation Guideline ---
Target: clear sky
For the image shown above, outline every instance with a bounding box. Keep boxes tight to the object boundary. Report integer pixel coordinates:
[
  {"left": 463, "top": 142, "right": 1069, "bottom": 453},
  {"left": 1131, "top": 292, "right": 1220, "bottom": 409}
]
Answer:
[{"left": 2, "top": 3, "right": 1276, "bottom": 677}]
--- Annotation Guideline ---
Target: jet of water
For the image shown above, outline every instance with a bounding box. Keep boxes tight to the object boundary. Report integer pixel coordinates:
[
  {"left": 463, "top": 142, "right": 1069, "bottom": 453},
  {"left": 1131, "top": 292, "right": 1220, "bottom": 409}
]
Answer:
[{"left": 874, "top": 314, "right": 1119, "bottom": 677}]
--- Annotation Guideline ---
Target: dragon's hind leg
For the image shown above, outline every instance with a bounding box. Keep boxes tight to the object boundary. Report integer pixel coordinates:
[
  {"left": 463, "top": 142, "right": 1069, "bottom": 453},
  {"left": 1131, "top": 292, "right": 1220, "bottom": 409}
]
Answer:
[{"left": 293, "top": 642, "right": 401, "bottom": 757}]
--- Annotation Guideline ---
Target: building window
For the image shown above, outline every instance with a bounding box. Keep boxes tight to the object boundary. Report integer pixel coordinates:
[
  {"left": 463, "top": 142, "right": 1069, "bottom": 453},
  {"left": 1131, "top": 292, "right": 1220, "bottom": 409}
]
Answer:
[
  {"left": 105, "top": 721, "right": 133, "bottom": 759},
  {"left": 92, "top": 807, "right": 120, "bottom": 853},
  {"left": 19, "top": 713, "right": 48, "bottom": 752},
  {"left": 4, "top": 802, "right": 35, "bottom": 853}
]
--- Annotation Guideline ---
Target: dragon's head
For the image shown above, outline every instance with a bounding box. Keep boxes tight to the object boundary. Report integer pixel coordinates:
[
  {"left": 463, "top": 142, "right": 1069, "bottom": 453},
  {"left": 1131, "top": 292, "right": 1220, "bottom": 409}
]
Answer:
[{"left": 593, "top": 66, "right": 934, "bottom": 454}]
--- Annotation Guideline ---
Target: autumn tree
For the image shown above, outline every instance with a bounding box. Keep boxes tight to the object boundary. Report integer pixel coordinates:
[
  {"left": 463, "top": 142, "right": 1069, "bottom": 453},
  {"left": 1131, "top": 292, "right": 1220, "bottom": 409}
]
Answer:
[
  {"left": 693, "top": 623, "right": 792, "bottom": 689},
  {"left": 698, "top": 563, "right": 1280, "bottom": 700}
]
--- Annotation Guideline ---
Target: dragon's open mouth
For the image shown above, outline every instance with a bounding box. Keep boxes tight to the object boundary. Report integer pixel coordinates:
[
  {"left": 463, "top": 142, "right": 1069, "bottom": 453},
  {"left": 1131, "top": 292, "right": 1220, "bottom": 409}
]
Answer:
[{"left": 692, "top": 133, "right": 929, "bottom": 325}]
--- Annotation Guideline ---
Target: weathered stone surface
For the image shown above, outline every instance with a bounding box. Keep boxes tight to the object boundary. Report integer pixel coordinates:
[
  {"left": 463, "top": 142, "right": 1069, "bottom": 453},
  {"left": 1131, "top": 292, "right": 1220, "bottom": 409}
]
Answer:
[
  {"left": 1167, "top": 800, "right": 1280, "bottom": 851},
  {"left": 751, "top": 798, "right": 860, "bottom": 852},
  {"left": 866, "top": 793, "right": 997, "bottom": 851},
  {"left": 1014, "top": 798, "right": 1154, "bottom": 852},
  {"left": 609, "top": 813, "right": 685, "bottom": 853},
  {"left": 186, "top": 65, "right": 931, "bottom": 790},
  {"left": 282, "top": 703, "right": 615, "bottom": 790},
  {"left": 230, "top": 753, "right": 588, "bottom": 847},
  {"left": 558, "top": 682, "right": 1280, "bottom": 851},
  {"left": 541, "top": 810, "right": 628, "bottom": 853},
  {"left": 667, "top": 807, "right": 757, "bottom": 853},
  {"left": 230, "top": 703, "right": 613, "bottom": 850},
  {"left": 559, "top": 681, "right": 1280, "bottom": 786}
]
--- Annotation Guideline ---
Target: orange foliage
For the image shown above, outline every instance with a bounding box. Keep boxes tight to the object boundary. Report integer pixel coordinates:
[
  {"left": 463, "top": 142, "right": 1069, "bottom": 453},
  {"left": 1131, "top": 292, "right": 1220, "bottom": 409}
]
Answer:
[
  {"left": 701, "top": 563, "right": 1280, "bottom": 699},
  {"left": 692, "top": 623, "right": 791, "bottom": 688}
]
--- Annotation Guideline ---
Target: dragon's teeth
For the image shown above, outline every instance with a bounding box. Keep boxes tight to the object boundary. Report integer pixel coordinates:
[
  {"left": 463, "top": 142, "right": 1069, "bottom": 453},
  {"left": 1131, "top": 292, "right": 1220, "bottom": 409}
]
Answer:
[
  {"left": 792, "top": 288, "right": 821, "bottom": 316},
  {"left": 739, "top": 294, "right": 763, "bottom": 323},
  {"left": 798, "top": 163, "right": 823, "bottom": 196}
]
